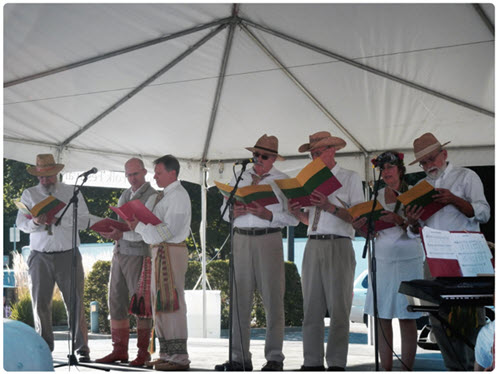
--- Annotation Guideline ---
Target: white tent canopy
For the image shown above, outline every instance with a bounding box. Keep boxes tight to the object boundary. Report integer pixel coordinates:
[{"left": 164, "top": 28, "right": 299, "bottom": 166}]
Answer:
[
  {"left": 4, "top": 3, "right": 494, "bottom": 188},
  {"left": 4, "top": 2, "right": 495, "bottom": 340}
]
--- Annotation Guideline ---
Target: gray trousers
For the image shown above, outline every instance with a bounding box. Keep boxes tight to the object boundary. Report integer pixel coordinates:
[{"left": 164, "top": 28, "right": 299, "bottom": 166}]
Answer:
[
  {"left": 27, "top": 249, "right": 89, "bottom": 353},
  {"left": 301, "top": 238, "right": 356, "bottom": 368},
  {"left": 232, "top": 231, "right": 285, "bottom": 364},
  {"left": 108, "top": 252, "right": 146, "bottom": 320}
]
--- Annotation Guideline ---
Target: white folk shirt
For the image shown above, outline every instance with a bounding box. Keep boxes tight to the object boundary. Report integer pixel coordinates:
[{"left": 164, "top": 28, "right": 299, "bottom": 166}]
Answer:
[
  {"left": 16, "top": 182, "right": 94, "bottom": 253},
  {"left": 306, "top": 164, "right": 364, "bottom": 238},
  {"left": 221, "top": 166, "right": 299, "bottom": 229},
  {"left": 135, "top": 180, "right": 191, "bottom": 245},
  {"left": 408, "top": 163, "right": 490, "bottom": 237}
]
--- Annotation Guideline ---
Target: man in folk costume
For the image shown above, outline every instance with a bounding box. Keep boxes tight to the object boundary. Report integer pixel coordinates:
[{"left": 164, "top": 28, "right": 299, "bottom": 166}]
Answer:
[
  {"left": 215, "top": 134, "right": 299, "bottom": 371},
  {"left": 126, "top": 155, "right": 191, "bottom": 371},
  {"left": 16, "top": 154, "right": 96, "bottom": 362},
  {"left": 96, "top": 158, "right": 157, "bottom": 366},
  {"left": 289, "top": 132, "right": 364, "bottom": 371},
  {"left": 405, "top": 133, "right": 490, "bottom": 371}
]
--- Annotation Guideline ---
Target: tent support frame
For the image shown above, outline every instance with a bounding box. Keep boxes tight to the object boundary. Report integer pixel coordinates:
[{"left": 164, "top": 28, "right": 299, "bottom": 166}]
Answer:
[
  {"left": 60, "top": 24, "right": 228, "bottom": 149},
  {"left": 240, "top": 23, "right": 369, "bottom": 157},
  {"left": 241, "top": 18, "right": 494, "bottom": 118},
  {"left": 4, "top": 17, "right": 233, "bottom": 88}
]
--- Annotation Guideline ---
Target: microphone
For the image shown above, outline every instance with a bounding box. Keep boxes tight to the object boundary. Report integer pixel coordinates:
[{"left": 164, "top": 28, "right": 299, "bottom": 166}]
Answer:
[
  {"left": 234, "top": 158, "right": 255, "bottom": 166},
  {"left": 78, "top": 167, "right": 98, "bottom": 178}
]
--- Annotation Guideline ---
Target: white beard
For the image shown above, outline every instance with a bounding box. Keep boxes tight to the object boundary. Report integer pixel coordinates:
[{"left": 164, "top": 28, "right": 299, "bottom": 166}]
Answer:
[
  {"left": 41, "top": 183, "right": 56, "bottom": 194},
  {"left": 425, "top": 165, "right": 446, "bottom": 180}
]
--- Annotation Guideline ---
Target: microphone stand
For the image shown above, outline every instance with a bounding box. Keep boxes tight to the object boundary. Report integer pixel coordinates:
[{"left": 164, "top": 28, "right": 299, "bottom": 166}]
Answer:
[
  {"left": 220, "top": 163, "right": 248, "bottom": 370},
  {"left": 53, "top": 176, "right": 108, "bottom": 371},
  {"left": 361, "top": 168, "right": 383, "bottom": 371}
]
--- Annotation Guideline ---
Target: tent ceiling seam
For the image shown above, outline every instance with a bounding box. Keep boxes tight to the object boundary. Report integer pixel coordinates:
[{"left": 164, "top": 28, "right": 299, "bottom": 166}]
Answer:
[
  {"left": 201, "top": 16, "right": 238, "bottom": 163},
  {"left": 59, "top": 24, "right": 228, "bottom": 149},
  {"left": 472, "top": 4, "right": 495, "bottom": 36},
  {"left": 4, "top": 17, "right": 233, "bottom": 88},
  {"left": 241, "top": 18, "right": 494, "bottom": 118},
  {"left": 240, "top": 22, "right": 369, "bottom": 156}
]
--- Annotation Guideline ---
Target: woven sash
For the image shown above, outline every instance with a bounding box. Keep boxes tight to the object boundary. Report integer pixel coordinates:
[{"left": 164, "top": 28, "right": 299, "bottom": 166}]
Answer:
[
  {"left": 128, "top": 256, "right": 152, "bottom": 318},
  {"left": 154, "top": 242, "right": 183, "bottom": 313}
]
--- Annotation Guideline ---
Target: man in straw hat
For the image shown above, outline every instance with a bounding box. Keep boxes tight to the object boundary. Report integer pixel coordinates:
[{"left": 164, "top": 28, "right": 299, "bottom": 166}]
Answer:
[
  {"left": 405, "top": 133, "right": 490, "bottom": 371},
  {"left": 15, "top": 154, "right": 95, "bottom": 362},
  {"left": 95, "top": 158, "right": 157, "bottom": 366},
  {"left": 215, "top": 134, "right": 299, "bottom": 371},
  {"left": 126, "top": 154, "right": 192, "bottom": 371},
  {"left": 289, "top": 131, "right": 363, "bottom": 371}
]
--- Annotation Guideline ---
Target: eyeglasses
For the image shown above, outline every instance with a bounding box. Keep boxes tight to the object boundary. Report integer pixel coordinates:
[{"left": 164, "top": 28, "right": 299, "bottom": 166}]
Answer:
[
  {"left": 253, "top": 152, "right": 269, "bottom": 161},
  {"left": 310, "top": 146, "right": 331, "bottom": 159},
  {"left": 419, "top": 149, "right": 443, "bottom": 168}
]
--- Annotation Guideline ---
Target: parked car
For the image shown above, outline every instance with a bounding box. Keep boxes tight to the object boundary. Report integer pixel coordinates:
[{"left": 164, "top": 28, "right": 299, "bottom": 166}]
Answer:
[{"left": 350, "top": 270, "right": 368, "bottom": 324}]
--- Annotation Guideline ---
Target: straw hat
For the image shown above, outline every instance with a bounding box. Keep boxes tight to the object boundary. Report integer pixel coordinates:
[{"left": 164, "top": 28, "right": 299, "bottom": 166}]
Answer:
[
  {"left": 27, "top": 154, "right": 64, "bottom": 176},
  {"left": 298, "top": 131, "right": 346, "bottom": 153},
  {"left": 246, "top": 134, "right": 285, "bottom": 161},
  {"left": 409, "top": 133, "right": 450, "bottom": 166}
]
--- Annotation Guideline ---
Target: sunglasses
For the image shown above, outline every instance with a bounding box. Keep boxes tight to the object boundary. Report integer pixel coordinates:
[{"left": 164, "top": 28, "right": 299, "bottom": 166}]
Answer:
[{"left": 253, "top": 152, "right": 269, "bottom": 161}]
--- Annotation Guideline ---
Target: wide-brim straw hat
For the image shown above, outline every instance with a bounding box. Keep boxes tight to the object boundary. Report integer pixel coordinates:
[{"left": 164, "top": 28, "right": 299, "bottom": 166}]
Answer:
[
  {"left": 409, "top": 133, "right": 450, "bottom": 165},
  {"left": 27, "top": 154, "right": 65, "bottom": 176},
  {"left": 298, "top": 131, "right": 346, "bottom": 153},
  {"left": 246, "top": 134, "right": 285, "bottom": 161}
]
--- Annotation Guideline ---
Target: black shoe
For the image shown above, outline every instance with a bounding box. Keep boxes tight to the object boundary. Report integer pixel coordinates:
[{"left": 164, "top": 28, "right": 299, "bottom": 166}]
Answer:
[
  {"left": 297, "top": 365, "right": 325, "bottom": 371},
  {"left": 327, "top": 367, "right": 345, "bottom": 371},
  {"left": 262, "top": 361, "right": 283, "bottom": 371},
  {"left": 214, "top": 361, "right": 253, "bottom": 371},
  {"left": 77, "top": 351, "right": 91, "bottom": 363}
]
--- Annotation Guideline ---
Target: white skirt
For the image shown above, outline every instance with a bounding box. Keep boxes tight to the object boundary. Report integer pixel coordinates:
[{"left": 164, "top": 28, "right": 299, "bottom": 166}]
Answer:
[{"left": 364, "top": 256, "right": 424, "bottom": 319}]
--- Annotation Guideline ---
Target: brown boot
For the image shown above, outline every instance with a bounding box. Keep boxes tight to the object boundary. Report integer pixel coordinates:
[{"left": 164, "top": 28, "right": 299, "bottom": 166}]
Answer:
[
  {"left": 129, "top": 328, "right": 152, "bottom": 367},
  {"left": 95, "top": 327, "right": 129, "bottom": 363}
]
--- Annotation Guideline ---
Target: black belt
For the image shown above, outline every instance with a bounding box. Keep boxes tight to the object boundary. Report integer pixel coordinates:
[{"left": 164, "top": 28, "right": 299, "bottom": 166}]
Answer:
[
  {"left": 40, "top": 249, "right": 73, "bottom": 255},
  {"left": 234, "top": 227, "right": 281, "bottom": 236},
  {"left": 308, "top": 234, "right": 349, "bottom": 240}
]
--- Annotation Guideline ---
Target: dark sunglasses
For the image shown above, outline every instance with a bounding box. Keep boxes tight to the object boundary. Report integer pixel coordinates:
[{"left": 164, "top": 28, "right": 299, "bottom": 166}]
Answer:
[{"left": 253, "top": 152, "right": 269, "bottom": 160}]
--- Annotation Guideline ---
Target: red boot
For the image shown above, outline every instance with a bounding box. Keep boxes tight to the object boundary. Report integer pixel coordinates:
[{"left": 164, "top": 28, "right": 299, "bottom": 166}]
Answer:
[
  {"left": 129, "top": 328, "right": 152, "bottom": 367},
  {"left": 95, "top": 327, "right": 129, "bottom": 363}
]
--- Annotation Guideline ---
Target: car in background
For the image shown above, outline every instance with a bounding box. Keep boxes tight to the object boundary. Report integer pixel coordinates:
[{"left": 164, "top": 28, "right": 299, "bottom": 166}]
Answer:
[{"left": 350, "top": 269, "right": 368, "bottom": 324}]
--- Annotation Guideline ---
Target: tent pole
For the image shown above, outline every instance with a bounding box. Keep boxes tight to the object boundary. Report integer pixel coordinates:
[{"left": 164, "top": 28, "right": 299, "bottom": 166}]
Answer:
[
  {"left": 240, "top": 23, "right": 369, "bottom": 157},
  {"left": 60, "top": 23, "right": 228, "bottom": 148},
  {"left": 241, "top": 18, "right": 494, "bottom": 118},
  {"left": 201, "top": 10, "right": 238, "bottom": 162},
  {"left": 472, "top": 4, "right": 494, "bottom": 36},
  {"left": 201, "top": 165, "right": 209, "bottom": 338},
  {"left": 5, "top": 17, "right": 233, "bottom": 88}
]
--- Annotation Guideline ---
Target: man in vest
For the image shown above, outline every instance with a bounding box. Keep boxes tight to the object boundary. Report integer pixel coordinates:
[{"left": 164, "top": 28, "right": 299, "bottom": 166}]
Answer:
[{"left": 96, "top": 158, "right": 157, "bottom": 366}]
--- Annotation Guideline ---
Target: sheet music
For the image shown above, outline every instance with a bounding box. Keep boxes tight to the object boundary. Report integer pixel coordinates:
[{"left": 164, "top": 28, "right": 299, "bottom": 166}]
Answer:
[
  {"left": 421, "top": 227, "right": 456, "bottom": 259},
  {"left": 453, "top": 233, "right": 494, "bottom": 276},
  {"left": 422, "top": 227, "right": 494, "bottom": 276}
]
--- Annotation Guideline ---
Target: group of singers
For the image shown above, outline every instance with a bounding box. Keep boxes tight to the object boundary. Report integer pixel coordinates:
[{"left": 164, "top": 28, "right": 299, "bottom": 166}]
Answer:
[{"left": 16, "top": 130, "right": 491, "bottom": 371}]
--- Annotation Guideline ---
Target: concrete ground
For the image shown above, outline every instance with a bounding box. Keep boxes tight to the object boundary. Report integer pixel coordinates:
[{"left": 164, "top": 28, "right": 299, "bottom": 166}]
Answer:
[{"left": 51, "top": 321, "right": 446, "bottom": 372}]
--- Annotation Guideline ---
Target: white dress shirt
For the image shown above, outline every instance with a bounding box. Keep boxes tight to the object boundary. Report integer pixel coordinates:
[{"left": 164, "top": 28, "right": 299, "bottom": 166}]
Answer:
[
  {"left": 16, "top": 182, "right": 95, "bottom": 253},
  {"left": 408, "top": 163, "right": 490, "bottom": 237},
  {"left": 135, "top": 180, "right": 191, "bottom": 245},
  {"left": 221, "top": 166, "right": 299, "bottom": 228},
  {"left": 306, "top": 164, "right": 364, "bottom": 238}
]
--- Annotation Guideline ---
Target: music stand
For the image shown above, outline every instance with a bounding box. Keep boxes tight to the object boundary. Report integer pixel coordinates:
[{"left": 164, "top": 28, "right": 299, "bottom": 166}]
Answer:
[
  {"left": 361, "top": 168, "right": 383, "bottom": 372},
  {"left": 219, "top": 163, "right": 249, "bottom": 371},
  {"left": 53, "top": 176, "right": 109, "bottom": 371}
]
